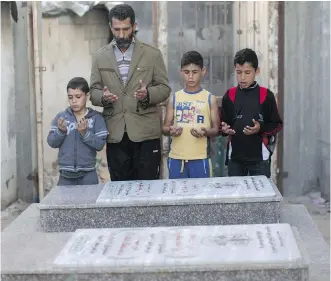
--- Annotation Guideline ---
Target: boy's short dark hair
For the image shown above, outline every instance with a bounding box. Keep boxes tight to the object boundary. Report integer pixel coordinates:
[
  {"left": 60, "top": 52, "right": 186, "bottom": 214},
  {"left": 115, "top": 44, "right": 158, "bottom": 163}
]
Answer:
[
  {"left": 67, "top": 77, "right": 89, "bottom": 94},
  {"left": 234, "top": 48, "right": 259, "bottom": 70},
  {"left": 109, "top": 4, "right": 135, "bottom": 26},
  {"left": 181, "top": 51, "right": 204, "bottom": 69}
]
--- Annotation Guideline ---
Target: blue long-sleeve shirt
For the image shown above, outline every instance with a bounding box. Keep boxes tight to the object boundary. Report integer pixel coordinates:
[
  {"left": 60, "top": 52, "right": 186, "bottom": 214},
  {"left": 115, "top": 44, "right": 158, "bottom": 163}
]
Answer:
[{"left": 47, "top": 107, "right": 108, "bottom": 173}]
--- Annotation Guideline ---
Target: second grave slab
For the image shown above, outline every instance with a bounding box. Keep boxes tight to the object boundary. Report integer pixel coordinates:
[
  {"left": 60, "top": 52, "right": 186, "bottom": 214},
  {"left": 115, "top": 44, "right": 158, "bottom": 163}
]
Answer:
[{"left": 40, "top": 176, "right": 282, "bottom": 232}]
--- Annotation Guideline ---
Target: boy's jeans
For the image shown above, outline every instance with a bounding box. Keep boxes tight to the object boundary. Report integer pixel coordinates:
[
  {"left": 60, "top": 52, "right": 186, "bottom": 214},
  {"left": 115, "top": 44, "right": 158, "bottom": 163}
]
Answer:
[
  {"left": 57, "top": 170, "right": 98, "bottom": 186},
  {"left": 228, "top": 160, "right": 269, "bottom": 178}
]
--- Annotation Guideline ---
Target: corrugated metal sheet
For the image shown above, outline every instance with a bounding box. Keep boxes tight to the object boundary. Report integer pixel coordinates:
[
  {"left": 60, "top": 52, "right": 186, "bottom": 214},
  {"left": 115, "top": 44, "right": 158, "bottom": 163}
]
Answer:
[
  {"left": 283, "top": 1, "right": 330, "bottom": 197},
  {"left": 41, "top": 1, "right": 122, "bottom": 17}
]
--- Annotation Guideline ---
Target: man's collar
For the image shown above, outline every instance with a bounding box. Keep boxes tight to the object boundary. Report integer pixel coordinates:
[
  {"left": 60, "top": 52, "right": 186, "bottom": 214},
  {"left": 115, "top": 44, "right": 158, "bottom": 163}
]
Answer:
[{"left": 110, "top": 37, "right": 136, "bottom": 47}]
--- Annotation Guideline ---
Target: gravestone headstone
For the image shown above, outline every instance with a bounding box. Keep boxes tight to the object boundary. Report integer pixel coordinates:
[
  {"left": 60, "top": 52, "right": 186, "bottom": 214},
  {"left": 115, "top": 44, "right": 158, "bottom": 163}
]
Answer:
[
  {"left": 96, "top": 176, "right": 276, "bottom": 205},
  {"left": 4, "top": 204, "right": 329, "bottom": 281},
  {"left": 54, "top": 224, "right": 302, "bottom": 268},
  {"left": 39, "top": 176, "right": 282, "bottom": 232}
]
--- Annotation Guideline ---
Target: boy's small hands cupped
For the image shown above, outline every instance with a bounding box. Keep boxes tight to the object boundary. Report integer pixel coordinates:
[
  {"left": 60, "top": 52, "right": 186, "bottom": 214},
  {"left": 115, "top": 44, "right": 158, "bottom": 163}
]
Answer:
[
  {"left": 169, "top": 126, "right": 183, "bottom": 137},
  {"left": 221, "top": 122, "right": 236, "bottom": 135},
  {"left": 76, "top": 117, "right": 88, "bottom": 136},
  {"left": 57, "top": 117, "right": 67, "bottom": 133},
  {"left": 243, "top": 119, "right": 260, "bottom": 135},
  {"left": 190, "top": 127, "right": 207, "bottom": 138}
]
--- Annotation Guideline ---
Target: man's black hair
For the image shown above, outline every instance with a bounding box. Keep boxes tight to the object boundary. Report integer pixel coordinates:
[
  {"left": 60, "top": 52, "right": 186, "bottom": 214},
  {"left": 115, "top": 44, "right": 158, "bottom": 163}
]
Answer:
[
  {"left": 181, "top": 51, "right": 203, "bottom": 69},
  {"left": 109, "top": 4, "right": 135, "bottom": 26},
  {"left": 67, "top": 77, "right": 89, "bottom": 94},
  {"left": 233, "top": 48, "right": 259, "bottom": 70}
]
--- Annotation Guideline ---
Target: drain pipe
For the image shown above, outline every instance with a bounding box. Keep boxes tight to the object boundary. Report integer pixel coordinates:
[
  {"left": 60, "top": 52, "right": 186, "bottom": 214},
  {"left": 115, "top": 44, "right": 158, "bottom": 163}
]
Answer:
[
  {"left": 31, "top": 1, "right": 45, "bottom": 201},
  {"left": 157, "top": 1, "right": 168, "bottom": 179}
]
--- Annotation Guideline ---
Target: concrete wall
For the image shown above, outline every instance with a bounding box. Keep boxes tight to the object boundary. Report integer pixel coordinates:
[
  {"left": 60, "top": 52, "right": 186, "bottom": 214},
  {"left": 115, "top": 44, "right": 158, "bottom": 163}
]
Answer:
[
  {"left": 283, "top": 2, "right": 330, "bottom": 197},
  {"left": 41, "top": 9, "right": 111, "bottom": 191},
  {"left": 14, "top": 2, "right": 38, "bottom": 203},
  {"left": 1, "top": 3, "right": 17, "bottom": 208}
]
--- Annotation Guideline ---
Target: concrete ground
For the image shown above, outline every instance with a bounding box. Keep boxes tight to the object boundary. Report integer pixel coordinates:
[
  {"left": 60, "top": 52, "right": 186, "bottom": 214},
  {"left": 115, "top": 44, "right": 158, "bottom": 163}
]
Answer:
[
  {"left": 311, "top": 209, "right": 330, "bottom": 245},
  {"left": 1, "top": 199, "right": 30, "bottom": 231},
  {"left": 2, "top": 195, "right": 330, "bottom": 246},
  {"left": 285, "top": 194, "right": 330, "bottom": 245}
]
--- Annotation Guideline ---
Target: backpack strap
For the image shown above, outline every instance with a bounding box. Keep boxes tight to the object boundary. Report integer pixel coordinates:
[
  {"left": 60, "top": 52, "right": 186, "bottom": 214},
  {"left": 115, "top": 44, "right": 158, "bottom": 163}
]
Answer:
[
  {"left": 229, "top": 86, "right": 267, "bottom": 104},
  {"left": 259, "top": 87, "right": 267, "bottom": 104},
  {"left": 228, "top": 87, "right": 237, "bottom": 103}
]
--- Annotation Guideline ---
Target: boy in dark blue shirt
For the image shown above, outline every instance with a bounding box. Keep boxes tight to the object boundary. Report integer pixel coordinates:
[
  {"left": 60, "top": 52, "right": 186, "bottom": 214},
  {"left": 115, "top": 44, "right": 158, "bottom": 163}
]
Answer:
[{"left": 47, "top": 77, "right": 108, "bottom": 185}]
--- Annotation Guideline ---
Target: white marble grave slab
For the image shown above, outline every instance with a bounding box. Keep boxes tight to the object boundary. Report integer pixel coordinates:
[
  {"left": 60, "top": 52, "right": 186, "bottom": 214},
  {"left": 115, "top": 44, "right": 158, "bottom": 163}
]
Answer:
[
  {"left": 96, "top": 176, "right": 276, "bottom": 205},
  {"left": 54, "top": 223, "right": 302, "bottom": 269}
]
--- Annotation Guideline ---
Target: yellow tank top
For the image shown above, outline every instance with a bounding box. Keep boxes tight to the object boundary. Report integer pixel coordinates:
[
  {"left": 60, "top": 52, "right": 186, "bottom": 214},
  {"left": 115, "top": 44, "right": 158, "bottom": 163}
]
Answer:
[{"left": 169, "top": 88, "right": 211, "bottom": 160}]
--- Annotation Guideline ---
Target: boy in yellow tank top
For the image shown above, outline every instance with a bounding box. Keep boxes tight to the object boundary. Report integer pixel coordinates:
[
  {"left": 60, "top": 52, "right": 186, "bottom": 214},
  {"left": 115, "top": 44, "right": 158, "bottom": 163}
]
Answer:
[{"left": 162, "top": 51, "right": 220, "bottom": 178}]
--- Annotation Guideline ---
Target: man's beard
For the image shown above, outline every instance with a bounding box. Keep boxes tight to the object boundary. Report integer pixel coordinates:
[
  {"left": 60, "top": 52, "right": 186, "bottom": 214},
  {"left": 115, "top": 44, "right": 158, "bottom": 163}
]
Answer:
[{"left": 115, "top": 34, "right": 133, "bottom": 49}]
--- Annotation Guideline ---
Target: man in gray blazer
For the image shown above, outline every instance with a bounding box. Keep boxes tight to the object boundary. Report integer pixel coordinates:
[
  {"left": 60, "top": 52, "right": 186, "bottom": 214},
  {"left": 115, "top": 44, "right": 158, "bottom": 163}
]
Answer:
[{"left": 90, "top": 4, "right": 171, "bottom": 181}]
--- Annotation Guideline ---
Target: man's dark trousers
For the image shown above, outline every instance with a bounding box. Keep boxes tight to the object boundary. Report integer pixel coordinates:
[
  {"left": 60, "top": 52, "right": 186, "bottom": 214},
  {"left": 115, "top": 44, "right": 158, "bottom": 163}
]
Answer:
[{"left": 106, "top": 133, "right": 161, "bottom": 181}]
